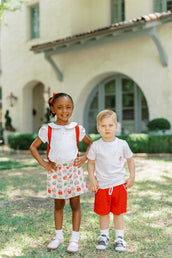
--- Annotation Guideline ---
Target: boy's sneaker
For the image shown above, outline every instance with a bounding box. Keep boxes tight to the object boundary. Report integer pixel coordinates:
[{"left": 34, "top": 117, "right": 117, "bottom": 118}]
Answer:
[
  {"left": 96, "top": 234, "right": 109, "bottom": 250},
  {"left": 47, "top": 236, "right": 64, "bottom": 250},
  {"left": 115, "top": 236, "right": 127, "bottom": 252}
]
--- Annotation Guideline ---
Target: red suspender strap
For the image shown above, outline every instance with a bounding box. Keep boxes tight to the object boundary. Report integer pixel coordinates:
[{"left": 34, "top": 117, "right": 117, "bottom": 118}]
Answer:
[
  {"left": 75, "top": 125, "right": 79, "bottom": 155},
  {"left": 47, "top": 125, "right": 79, "bottom": 160},
  {"left": 47, "top": 125, "right": 52, "bottom": 161}
]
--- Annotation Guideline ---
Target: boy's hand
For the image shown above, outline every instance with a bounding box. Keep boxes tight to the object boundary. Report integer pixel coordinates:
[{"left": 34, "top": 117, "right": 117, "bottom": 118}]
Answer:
[
  {"left": 42, "top": 160, "right": 57, "bottom": 172},
  {"left": 89, "top": 178, "right": 99, "bottom": 193},
  {"left": 125, "top": 176, "right": 135, "bottom": 189}
]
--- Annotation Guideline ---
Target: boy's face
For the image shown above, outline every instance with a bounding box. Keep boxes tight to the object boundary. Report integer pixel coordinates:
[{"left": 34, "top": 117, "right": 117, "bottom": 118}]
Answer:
[{"left": 97, "top": 116, "right": 117, "bottom": 142}]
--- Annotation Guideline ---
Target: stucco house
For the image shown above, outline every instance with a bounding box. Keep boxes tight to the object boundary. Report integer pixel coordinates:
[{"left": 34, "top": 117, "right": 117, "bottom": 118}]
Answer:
[{"left": 0, "top": 0, "right": 172, "bottom": 137}]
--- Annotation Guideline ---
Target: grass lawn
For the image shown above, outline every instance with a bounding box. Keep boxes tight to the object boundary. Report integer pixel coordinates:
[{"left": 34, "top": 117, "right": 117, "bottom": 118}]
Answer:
[{"left": 0, "top": 152, "right": 172, "bottom": 257}]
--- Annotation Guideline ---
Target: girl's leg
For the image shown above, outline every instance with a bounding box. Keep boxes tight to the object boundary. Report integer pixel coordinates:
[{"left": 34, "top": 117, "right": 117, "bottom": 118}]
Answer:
[
  {"left": 47, "top": 199, "right": 65, "bottom": 250},
  {"left": 54, "top": 199, "right": 65, "bottom": 229},
  {"left": 69, "top": 195, "right": 81, "bottom": 231},
  {"left": 67, "top": 196, "right": 81, "bottom": 253}
]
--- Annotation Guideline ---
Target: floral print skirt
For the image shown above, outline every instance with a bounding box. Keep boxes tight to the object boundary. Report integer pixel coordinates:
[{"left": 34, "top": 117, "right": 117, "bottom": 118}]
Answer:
[{"left": 47, "top": 160, "right": 88, "bottom": 199}]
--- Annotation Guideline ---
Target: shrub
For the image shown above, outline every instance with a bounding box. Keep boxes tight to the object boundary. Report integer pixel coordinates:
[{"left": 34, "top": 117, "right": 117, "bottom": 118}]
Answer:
[
  {"left": 8, "top": 133, "right": 172, "bottom": 153},
  {"left": 8, "top": 133, "right": 47, "bottom": 150},
  {"left": 147, "top": 118, "right": 171, "bottom": 132}
]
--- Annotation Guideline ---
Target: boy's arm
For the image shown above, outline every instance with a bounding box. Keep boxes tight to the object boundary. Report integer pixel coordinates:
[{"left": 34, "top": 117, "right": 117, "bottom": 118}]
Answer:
[
  {"left": 125, "top": 157, "right": 135, "bottom": 189},
  {"left": 76, "top": 135, "right": 92, "bottom": 167},
  {"left": 87, "top": 159, "right": 99, "bottom": 192}
]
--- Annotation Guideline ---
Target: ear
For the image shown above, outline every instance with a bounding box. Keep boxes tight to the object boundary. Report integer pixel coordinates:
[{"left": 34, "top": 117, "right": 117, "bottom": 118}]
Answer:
[
  {"left": 97, "top": 123, "right": 100, "bottom": 133},
  {"left": 50, "top": 105, "right": 55, "bottom": 115}
]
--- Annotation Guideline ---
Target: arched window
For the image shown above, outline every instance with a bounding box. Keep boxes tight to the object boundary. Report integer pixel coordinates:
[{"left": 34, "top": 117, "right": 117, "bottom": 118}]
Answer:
[{"left": 85, "top": 75, "right": 149, "bottom": 134}]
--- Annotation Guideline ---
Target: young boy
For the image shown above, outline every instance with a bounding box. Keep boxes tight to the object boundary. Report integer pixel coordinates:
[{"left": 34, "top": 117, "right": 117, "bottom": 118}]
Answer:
[{"left": 87, "top": 110, "right": 135, "bottom": 252}]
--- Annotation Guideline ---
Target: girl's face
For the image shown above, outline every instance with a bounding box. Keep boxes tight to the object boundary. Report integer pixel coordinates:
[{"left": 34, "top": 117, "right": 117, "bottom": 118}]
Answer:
[{"left": 51, "top": 96, "right": 74, "bottom": 125}]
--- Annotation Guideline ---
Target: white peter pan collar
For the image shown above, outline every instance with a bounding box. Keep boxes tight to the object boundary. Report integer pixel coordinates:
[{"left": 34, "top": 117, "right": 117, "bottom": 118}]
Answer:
[{"left": 48, "top": 122, "right": 77, "bottom": 129}]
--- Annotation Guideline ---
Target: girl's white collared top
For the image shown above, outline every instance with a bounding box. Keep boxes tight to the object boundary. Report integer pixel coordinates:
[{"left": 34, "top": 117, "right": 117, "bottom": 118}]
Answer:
[{"left": 39, "top": 122, "right": 86, "bottom": 164}]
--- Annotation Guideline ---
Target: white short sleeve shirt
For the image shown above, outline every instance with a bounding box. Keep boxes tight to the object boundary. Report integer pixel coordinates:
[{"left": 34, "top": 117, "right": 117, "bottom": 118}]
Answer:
[
  {"left": 87, "top": 137, "right": 133, "bottom": 189},
  {"left": 39, "top": 122, "right": 86, "bottom": 164}
]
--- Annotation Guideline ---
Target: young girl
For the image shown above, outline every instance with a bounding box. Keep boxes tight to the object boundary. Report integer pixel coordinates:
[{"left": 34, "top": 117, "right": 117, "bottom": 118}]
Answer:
[{"left": 30, "top": 92, "right": 92, "bottom": 253}]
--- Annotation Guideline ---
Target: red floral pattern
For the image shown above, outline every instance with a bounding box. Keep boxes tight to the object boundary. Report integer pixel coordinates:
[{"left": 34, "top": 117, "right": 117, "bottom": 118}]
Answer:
[{"left": 47, "top": 161, "right": 88, "bottom": 199}]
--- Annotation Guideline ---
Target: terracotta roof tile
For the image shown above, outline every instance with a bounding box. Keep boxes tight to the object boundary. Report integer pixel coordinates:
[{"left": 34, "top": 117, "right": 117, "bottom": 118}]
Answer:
[{"left": 31, "top": 10, "right": 172, "bottom": 52}]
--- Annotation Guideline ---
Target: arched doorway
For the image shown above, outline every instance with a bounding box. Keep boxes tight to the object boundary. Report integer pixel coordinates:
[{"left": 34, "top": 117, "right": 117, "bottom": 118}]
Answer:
[
  {"left": 85, "top": 75, "right": 149, "bottom": 134},
  {"left": 32, "top": 83, "right": 44, "bottom": 133},
  {"left": 22, "top": 81, "right": 46, "bottom": 133}
]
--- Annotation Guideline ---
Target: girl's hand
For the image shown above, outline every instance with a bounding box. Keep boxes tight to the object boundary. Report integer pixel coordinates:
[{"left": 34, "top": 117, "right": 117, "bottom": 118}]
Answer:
[
  {"left": 75, "top": 155, "right": 87, "bottom": 168},
  {"left": 125, "top": 176, "right": 135, "bottom": 189},
  {"left": 89, "top": 179, "right": 99, "bottom": 193},
  {"left": 42, "top": 160, "right": 57, "bottom": 172}
]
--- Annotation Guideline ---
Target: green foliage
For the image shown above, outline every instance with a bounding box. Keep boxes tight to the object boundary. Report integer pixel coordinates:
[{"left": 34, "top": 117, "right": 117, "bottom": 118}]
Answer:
[
  {"left": 8, "top": 133, "right": 172, "bottom": 153},
  {"left": 147, "top": 118, "right": 171, "bottom": 132},
  {"left": 8, "top": 133, "right": 47, "bottom": 150},
  {"left": 4, "top": 110, "right": 15, "bottom": 131},
  {"left": 0, "top": 0, "right": 26, "bottom": 21},
  {"left": 44, "top": 107, "right": 50, "bottom": 123}
]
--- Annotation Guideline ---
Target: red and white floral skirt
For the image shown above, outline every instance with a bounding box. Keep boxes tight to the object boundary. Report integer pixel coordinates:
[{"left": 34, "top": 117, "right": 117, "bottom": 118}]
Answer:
[{"left": 47, "top": 160, "right": 88, "bottom": 199}]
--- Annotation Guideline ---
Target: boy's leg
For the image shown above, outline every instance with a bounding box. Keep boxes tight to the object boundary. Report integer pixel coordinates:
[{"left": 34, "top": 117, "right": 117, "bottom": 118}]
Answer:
[
  {"left": 113, "top": 213, "right": 126, "bottom": 252},
  {"left": 96, "top": 214, "right": 110, "bottom": 250},
  {"left": 67, "top": 196, "right": 81, "bottom": 253},
  {"left": 47, "top": 199, "right": 65, "bottom": 250}
]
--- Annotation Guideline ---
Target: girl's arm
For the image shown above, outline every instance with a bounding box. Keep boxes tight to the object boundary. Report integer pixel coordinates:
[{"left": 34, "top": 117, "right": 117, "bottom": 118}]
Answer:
[
  {"left": 76, "top": 135, "right": 92, "bottom": 167},
  {"left": 125, "top": 157, "right": 135, "bottom": 188},
  {"left": 30, "top": 137, "right": 57, "bottom": 172},
  {"left": 87, "top": 159, "right": 99, "bottom": 192}
]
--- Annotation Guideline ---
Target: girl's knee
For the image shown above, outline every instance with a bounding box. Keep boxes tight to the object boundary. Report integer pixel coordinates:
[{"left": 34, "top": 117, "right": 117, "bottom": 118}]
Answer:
[
  {"left": 54, "top": 199, "right": 65, "bottom": 211},
  {"left": 70, "top": 196, "right": 81, "bottom": 211}
]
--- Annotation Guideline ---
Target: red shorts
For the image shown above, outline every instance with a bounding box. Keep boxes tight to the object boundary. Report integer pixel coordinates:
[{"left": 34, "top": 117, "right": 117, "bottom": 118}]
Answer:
[{"left": 94, "top": 184, "right": 127, "bottom": 215}]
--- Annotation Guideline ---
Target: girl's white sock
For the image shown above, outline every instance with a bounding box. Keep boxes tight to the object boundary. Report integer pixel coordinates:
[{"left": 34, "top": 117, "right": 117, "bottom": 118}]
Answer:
[
  {"left": 116, "top": 229, "right": 124, "bottom": 240},
  {"left": 71, "top": 231, "right": 79, "bottom": 241},
  {"left": 55, "top": 229, "right": 63, "bottom": 239},
  {"left": 100, "top": 228, "right": 109, "bottom": 237}
]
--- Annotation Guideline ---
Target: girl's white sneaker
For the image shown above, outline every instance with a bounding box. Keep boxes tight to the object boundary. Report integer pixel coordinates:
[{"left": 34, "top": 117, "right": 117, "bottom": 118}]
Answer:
[
  {"left": 67, "top": 239, "right": 79, "bottom": 253},
  {"left": 47, "top": 236, "right": 64, "bottom": 250}
]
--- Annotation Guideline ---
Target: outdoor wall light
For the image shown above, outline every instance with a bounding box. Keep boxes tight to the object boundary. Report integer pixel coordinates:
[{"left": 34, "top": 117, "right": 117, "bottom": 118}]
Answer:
[{"left": 7, "top": 92, "right": 18, "bottom": 107}]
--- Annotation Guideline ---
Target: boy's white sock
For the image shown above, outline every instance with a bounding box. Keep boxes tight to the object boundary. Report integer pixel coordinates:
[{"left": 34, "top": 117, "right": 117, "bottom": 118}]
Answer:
[
  {"left": 100, "top": 228, "right": 109, "bottom": 237},
  {"left": 116, "top": 229, "right": 124, "bottom": 240},
  {"left": 71, "top": 231, "right": 79, "bottom": 241},
  {"left": 55, "top": 229, "right": 63, "bottom": 239}
]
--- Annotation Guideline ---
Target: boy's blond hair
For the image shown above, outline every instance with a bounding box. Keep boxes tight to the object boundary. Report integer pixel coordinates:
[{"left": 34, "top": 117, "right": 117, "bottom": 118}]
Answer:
[{"left": 96, "top": 110, "right": 118, "bottom": 126}]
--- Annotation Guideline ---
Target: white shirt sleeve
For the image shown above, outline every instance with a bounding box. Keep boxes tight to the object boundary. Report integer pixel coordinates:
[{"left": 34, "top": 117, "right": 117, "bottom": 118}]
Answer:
[
  {"left": 87, "top": 142, "right": 96, "bottom": 160},
  {"left": 79, "top": 125, "right": 86, "bottom": 141},
  {"left": 123, "top": 140, "right": 133, "bottom": 159},
  {"left": 38, "top": 125, "right": 48, "bottom": 143}
]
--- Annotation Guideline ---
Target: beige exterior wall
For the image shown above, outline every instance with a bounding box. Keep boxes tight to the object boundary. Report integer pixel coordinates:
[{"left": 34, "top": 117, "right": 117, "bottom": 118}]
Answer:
[
  {"left": 125, "top": 0, "right": 154, "bottom": 20},
  {"left": 1, "top": 0, "right": 172, "bottom": 134}
]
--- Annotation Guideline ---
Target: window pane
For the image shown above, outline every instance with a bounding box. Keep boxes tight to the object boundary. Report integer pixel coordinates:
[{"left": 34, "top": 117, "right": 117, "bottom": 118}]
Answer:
[
  {"left": 105, "top": 80, "right": 115, "bottom": 94},
  {"left": 122, "top": 79, "right": 134, "bottom": 92},
  {"left": 105, "top": 95, "right": 115, "bottom": 109},
  {"left": 111, "top": 0, "right": 125, "bottom": 23},
  {"left": 123, "top": 93, "right": 134, "bottom": 107},
  {"left": 123, "top": 109, "right": 134, "bottom": 120},
  {"left": 90, "top": 92, "right": 98, "bottom": 109},
  {"left": 154, "top": 0, "right": 163, "bottom": 12},
  {"left": 167, "top": 0, "right": 172, "bottom": 10},
  {"left": 31, "top": 5, "right": 39, "bottom": 39}
]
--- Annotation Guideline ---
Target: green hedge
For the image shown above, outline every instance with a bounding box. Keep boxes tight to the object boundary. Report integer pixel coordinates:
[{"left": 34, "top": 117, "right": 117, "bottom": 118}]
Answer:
[{"left": 8, "top": 133, "right": 172, "bottom": 153}]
